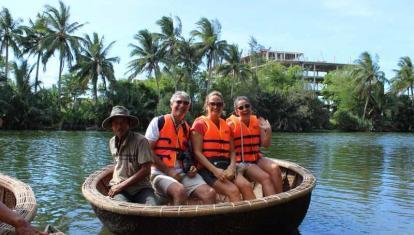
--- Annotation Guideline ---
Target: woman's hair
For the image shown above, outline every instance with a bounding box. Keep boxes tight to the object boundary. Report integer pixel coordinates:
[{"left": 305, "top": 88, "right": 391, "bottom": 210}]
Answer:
[
  {"left": 233, "top": 96, "right": 251, "bottom": 109},
  {"left": 203, "top": 90, "right": 224, "bottom": 113}
]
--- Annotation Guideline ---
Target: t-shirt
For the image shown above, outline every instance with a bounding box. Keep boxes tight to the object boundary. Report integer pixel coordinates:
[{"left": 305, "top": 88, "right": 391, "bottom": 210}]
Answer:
[
  {"left": 145, "top": 116, "right": 161, "bottom": 142},
  {"left": 191, "top": 118, "right": 233, "bottom": 138},
  {"left": 145, "top": 115, "right": 188, "bottom": 141},
  {"left": 109, "top": 131, "right": 153, "bottom": 194},
  {"left": 191, "top": 118, "right": 208, "bottom": 135}
]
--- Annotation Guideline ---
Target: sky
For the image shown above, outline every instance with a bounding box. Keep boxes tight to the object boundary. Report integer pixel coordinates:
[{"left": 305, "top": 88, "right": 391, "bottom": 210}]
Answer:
[{"left": 2, "top": 0, "right": 414, "bottom": 88}]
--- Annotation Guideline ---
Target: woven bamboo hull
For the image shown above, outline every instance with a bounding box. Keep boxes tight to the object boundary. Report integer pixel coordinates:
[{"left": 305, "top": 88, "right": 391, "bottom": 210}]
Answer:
[
  {"left": 92, "top": 193, "right": 310, "bottom": 235},
  {"left": 82, "top": 159, "right": 316, "bottom": 235},
  {"left": 0, "top": 174, "right": 37, "bottom": 235}
]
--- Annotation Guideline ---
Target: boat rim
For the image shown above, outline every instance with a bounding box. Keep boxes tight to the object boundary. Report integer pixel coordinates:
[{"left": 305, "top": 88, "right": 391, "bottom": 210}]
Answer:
[
  {"left": 81, "top": 158, "right": 316, "bottom": 217},
  {"left": 0, "top": 173, "right": 37, "bottom": 222}
]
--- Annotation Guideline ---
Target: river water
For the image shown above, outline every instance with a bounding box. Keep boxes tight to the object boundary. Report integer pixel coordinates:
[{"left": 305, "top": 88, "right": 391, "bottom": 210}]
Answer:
[{"left": 0, "top": 131, "right": 413, "bottom": 234}]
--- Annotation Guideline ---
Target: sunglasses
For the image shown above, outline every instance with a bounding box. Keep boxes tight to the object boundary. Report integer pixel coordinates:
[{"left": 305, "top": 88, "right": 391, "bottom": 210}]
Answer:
[
  {"left": 175, "top": 100, "right": 190, "bottom": 106},
  {"left": 208, "top": 102, "right": 223, "bottom": 107},
  {"left": 237, "top": 103, "right": 251, "bottom": 110}
]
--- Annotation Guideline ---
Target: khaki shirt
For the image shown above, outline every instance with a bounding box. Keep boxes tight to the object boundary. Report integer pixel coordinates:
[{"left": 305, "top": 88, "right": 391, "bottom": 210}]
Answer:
[{"left": 109, "top": 131, "right": 153, "bottom": 194}]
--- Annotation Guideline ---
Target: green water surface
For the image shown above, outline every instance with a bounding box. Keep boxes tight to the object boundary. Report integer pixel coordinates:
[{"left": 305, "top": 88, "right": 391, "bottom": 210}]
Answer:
[{"left": 0, "top": 131, "right": 413, "bottom": 234}]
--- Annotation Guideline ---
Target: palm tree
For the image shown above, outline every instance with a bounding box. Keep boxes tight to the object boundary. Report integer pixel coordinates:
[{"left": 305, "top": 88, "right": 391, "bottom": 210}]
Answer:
[
  {"left": 10, "top": 60, "right": 34, "bottom": 128},
  {"left": 392, "top": 56, "right": 414, "bottom": 98},
  {"left": 352, "top": 52, "right": 385, "bottom": 120},
  {"left": 163, "top": 64, "right": 185, "bottom": 92},
  {"left": 127, "top": 29, "right": 165, "bottom": 106},
  {"left": 248, "top": 36, "right": 265, "bottom": 76},
  {"left": 218, "top": 44, "right": 251, "bottom": 98},
  {"left": 12, "top": 60, "right": 34, "bottom": 97},
  {"left": 0, "top": 7, "right": 23, "bottom": 81},
  {"left": 21, "top": 14, "right": 48, "bottom": 92},
  {"left": 9, "top": 60, "right": 48, "bottom": 129},
  {"left": 156, "top": 16, "right": 184, "bottom": 90},
  {"left": 191, "top": 17, "right": 227, "bottom": 91},
  {"left": 71, "top": 32, "right": 119, "bottom": 104},
  {"left": 156, "top": 16, "right": 182, "bottom": 61},
  {"left": 42, "top": 1, "right": 85, "bottom": 109},
  {"left": 176, "top": 37, "right": 201, "bottom": 94},
  {"left": 0, "top": 56, "right": 5, "bottom": 83},
  {"left": 60, "top": 72, "right": 87, "bottom": 111}
]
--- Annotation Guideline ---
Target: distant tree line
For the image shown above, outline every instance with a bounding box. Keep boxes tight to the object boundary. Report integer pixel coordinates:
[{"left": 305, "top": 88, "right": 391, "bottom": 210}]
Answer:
[
  {"left": 323, "top": 53, "right": 414, "bottom": 131},
  {"left": 0, "top": 2, "right": 413, "bottom": 131}
]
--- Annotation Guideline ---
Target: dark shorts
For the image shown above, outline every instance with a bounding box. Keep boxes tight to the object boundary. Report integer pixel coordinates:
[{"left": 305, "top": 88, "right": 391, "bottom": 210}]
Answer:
[
  {"left": 113, "top": 188, "right": 157, "bottom": 205},
  {"left": 198, "top": 160, "right": 230, "bottom": 185}
]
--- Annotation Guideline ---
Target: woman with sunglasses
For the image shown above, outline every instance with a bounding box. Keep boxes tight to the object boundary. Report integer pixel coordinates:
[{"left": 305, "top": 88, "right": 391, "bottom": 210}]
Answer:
[
  {"left": 226, "top": 96, "right": 283, "bottom": 195},
  {"left": 191, "top": 91, "right": 255, "bottom": 202}
]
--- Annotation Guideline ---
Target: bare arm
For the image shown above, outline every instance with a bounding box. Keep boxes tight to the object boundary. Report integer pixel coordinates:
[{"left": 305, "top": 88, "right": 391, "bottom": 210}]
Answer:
[
  {"left": 259, "top": 117, "right": 272, "bottom": 147},
  {"left": 0, "top": 202, "right": 46, "bottom": 235},
  {"left": 108, "top": 162, "right": 152, "bottom": 197},
  {"left": 191, "top": 130, "right": 226, "bottom": 181},
  {"left": 224, "top": 137, "right": 236, "bottom": 180}
]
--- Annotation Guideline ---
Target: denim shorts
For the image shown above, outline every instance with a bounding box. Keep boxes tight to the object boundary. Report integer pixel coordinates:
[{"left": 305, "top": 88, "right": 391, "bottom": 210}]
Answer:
[{"left": 198, "top": 160, "right": 230, "bottom": 185}]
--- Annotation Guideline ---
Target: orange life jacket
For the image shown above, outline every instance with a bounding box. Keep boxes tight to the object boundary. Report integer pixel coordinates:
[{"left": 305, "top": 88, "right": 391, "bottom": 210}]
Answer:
[
  {"left": 196, "top": 116, "right": 231, "bottom": 167},
  {"left": 154, "top": 115, "right": 189, "bottom": 168},
  {"left": 227, "top": 114, "right": 261, "bottom": 162}
]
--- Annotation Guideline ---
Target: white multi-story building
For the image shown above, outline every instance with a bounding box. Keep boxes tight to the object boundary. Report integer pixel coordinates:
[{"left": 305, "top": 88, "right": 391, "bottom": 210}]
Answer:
[{"left": 241, "top": 49, "right": 350, "bottom": 92}]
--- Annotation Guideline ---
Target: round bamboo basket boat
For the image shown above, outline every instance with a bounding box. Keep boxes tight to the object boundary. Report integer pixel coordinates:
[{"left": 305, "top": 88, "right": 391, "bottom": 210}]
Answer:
[
  {"left": 82, "top": 158, "right": 316, "bottom": 235},
  {"left": 0, "top": 174, "right": 37, "bottom": 235}
]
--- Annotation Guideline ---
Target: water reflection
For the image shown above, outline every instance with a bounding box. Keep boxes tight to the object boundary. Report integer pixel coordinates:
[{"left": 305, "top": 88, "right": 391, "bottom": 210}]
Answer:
[
  {"left": 271, "top": 133, "right": 414, "bottom": 234},
  {"left": 0, "top": 131, "right": 413, "bottom": 234}
]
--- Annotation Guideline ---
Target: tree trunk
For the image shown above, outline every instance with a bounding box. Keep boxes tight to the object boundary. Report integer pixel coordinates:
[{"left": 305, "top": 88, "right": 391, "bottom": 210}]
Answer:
[
  {"left": 93, "top": 79, "right": 98, "bottom": 104},
  {"left": 362, "top": 82, "right": 371, "bottom": 120},
  {"left": 207, "top": 55, "right": 212, "bottom": 93},
  {"left": 102, "top": 76, "right": 107, "bottom": 93},
  {"left": 186, "top": 68, "right": 194, "bottom": 113},
  {"left": 57, "top": 52, "right": 64, "bottom": 110},
  {"left": 362, "top": 92, "right": 369, "bottom": 120},
  {"left": 155, "top": 68, "right": 161, "bottom": 114},
  {"left": 34, "top": 53, "right": 41, "bottom": 93},
  {"left": 102, "top": 75, "right": 109, "bottom": 100},
  {"left": 207, "top": 68, "right": 212, "bottom": 93},
  {"left": 5, "top": 44, "right": 9, "bottom": 81},
  {"left": 185, "top": 70, "right": 191, "bottom": 95},
  {"left": 230, "top": 71, "right": 235, "bottom": 98},
  {"left": 97, "top": 65, "right": 106, "bottom": 100},
  {"left": 72, "top": 95, "right": 77, "bottom": 111}
]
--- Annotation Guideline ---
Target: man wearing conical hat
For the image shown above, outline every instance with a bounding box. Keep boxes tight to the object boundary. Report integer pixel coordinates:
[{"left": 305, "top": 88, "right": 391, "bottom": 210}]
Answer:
[{"left": 102, "top": 105, "right": 157, "bottom": 204}]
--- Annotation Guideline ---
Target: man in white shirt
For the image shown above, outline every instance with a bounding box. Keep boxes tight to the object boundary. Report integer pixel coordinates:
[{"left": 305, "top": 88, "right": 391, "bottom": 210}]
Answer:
[{"left": 145, "top": 91, "right": 216, "bottom": 205}]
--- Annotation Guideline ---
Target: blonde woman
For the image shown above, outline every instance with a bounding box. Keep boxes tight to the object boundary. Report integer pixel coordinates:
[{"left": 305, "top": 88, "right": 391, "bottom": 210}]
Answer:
[{"left": 191, "top": 91, "right": 255, "bottom": 202}]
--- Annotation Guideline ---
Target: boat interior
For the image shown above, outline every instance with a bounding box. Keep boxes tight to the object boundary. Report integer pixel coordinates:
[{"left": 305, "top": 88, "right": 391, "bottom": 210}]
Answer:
[
  {"left": 0, "top": 186, "right": 15, "bottom": 209},
  {"left": 95, "top": 166, "right": 304, "bottom": 205}
]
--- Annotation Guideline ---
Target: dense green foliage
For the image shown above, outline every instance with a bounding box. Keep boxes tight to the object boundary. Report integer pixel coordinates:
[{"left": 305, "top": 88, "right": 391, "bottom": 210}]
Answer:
[
  {"left": 322, "top": 52, "right": 414, "bottom": 131},
  {"left": 0, "top": 2, "right": 413, "bottom": 131}
]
